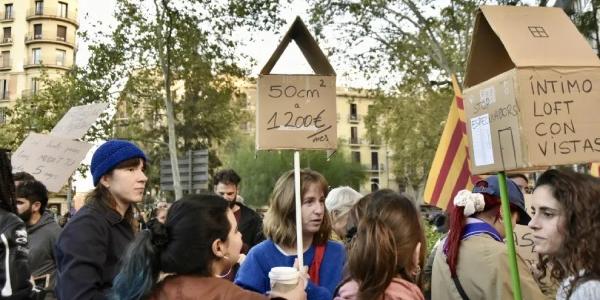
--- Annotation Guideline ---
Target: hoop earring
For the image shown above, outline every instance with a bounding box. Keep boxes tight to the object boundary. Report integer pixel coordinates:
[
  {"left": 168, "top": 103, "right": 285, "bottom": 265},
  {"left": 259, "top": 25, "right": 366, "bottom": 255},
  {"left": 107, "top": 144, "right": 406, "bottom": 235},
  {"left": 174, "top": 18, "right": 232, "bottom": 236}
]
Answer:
[{"left": 216, "top": 255, "right": 233, "bottom": 278}]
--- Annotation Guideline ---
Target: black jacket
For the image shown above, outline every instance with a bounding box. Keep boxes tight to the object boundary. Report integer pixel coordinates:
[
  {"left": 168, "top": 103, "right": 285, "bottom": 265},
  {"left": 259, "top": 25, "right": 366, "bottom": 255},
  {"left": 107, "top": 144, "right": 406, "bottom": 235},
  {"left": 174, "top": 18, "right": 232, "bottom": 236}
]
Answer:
[
  {"left": 0, "top": 209, "right": 34, "bottom": 299},
  {"left": 238, "top": 204, "right": 264, "bottom": 251},
  {"left": 54, "top": 204, "right": 134, "bottom": 300}
]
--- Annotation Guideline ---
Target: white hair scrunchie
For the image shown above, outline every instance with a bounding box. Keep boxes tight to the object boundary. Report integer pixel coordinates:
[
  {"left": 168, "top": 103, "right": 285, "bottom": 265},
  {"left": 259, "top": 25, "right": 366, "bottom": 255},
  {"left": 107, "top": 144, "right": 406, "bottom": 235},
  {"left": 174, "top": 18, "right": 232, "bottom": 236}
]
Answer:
[{"left": 453, "top": 190, "right": 485, "bottom": 217}]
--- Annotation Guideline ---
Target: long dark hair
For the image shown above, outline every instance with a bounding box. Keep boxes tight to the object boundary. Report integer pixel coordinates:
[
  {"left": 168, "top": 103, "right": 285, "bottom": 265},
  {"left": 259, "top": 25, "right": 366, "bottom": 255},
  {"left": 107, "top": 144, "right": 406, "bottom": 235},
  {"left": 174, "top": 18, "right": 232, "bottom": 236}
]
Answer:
[
  {"left": 347, "top": 189, "right": 426, "bottom": 300},
  {"left": 533, "top": 169, "right": 600, "bottom": 298},
  {"left": 0, "top": 149, "right": 16, "bottom": 213},
  {"left": 110, "top": 194, "right": 231, "bottom": 300},
  {"left": 445, "top": 182, "right": 521, "bottom": 277},
  {"left": 85, "top": 157, "right": 146, "bottom": 231}
]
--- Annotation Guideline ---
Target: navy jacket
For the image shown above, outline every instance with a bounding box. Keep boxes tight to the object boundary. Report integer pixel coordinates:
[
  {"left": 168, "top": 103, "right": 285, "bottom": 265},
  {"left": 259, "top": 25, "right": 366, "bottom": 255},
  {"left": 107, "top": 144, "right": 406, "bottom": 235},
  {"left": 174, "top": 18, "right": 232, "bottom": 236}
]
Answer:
[{"left": 54, "top": 203, "right": 134, "bottom": 300}]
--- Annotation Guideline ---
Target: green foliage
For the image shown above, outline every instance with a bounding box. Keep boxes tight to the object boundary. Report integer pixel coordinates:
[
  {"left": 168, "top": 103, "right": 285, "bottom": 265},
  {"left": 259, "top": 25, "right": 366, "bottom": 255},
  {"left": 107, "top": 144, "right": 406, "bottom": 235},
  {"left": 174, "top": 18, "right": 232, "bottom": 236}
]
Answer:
[
  {"left": 307, "top": 0, "right": 489, "bottom": 202},
  {"left": 222, "top": 136, "right": 368, "bottom": 208},
  {"left": 364, "top": 87, "right": 452, "bottom": 200}
]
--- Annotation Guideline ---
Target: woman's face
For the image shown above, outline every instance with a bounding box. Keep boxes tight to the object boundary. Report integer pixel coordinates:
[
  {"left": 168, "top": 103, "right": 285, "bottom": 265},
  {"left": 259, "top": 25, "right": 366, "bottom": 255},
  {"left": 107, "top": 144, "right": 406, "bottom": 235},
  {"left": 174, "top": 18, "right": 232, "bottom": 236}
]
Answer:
[
  {"left": 301, "top": 183, "right": 325, "bottom": 237},
  {"left": 222, "top": 209, "right": 243, "bottom": 265},
  {"left": 528, "top": 185, "right": 566, "bottom": 256},
  {"left": 157, "top": 210, "right": 167, "bottom": 224},
  {"left": 102, "top": 159, "right": 147, "bottom": 205}
]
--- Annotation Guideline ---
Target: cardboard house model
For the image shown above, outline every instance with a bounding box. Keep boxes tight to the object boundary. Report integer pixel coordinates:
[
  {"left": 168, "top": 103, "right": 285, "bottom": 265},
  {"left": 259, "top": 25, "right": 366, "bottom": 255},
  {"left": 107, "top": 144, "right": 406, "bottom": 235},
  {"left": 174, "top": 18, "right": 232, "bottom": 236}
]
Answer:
[
  {"left": 256, "top": 17, "right": 337, "bottom": 150},
  {"left": 463, "top": 5, "right": 600, "bottom": 174}
]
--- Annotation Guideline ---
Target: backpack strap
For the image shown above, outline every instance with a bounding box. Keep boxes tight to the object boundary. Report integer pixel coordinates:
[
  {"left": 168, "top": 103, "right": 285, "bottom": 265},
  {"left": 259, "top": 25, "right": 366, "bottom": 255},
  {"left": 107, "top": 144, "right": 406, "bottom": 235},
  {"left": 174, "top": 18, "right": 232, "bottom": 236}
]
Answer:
[{"left": 451, "top": 275, "right": 471, "bottom": 300}]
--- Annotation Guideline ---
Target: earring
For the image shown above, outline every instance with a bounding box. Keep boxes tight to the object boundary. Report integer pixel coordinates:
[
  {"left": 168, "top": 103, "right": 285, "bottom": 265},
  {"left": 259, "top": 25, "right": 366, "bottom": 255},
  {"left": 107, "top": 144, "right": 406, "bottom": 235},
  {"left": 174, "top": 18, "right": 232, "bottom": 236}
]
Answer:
[{"left": 412, "top": 265, "right": 421, "bottom": 277}]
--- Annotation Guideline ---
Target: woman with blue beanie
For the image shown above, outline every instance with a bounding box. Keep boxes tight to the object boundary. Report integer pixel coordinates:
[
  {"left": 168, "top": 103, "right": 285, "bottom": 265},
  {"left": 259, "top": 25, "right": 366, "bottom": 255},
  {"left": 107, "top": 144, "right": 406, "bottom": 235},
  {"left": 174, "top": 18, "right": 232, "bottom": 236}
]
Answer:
[{"left": 55, "top": 140, "right": 147, "bottom": 300}]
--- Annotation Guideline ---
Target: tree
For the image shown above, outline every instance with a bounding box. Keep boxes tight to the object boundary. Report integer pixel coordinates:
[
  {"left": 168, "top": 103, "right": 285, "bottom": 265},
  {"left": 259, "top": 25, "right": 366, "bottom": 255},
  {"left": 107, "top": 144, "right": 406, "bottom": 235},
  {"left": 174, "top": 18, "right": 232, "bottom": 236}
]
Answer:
[
  {"left": 307, "top": 0, "right": 486, "bottom": 202},
  {"left": 222, "top": 136, "right": 368, "bottom": 208},
  {"left": 108, "top": 0, "right": 283, "bottom": 199}
]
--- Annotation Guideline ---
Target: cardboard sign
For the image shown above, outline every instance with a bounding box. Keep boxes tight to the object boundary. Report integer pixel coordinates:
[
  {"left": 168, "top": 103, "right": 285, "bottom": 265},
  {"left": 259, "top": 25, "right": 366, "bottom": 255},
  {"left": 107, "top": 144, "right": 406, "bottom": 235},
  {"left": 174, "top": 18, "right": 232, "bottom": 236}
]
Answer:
[
  {"left": 11, "top": 133, "right": 92, "bottom": 192},
  {"left": 513, "top": 224, "right": 538, "bottom": 268},
  {"left": 257, "top": 75, "right": 336, "bottom": 149},
  {"left": 256, "top": 17, "right": 337, "bottom": 150},
  {"left": 50, "top": 102, "right": 109, "bottom": 140},
  {"left": 463, "top": 6, "right": 600, "bottom": 174}
]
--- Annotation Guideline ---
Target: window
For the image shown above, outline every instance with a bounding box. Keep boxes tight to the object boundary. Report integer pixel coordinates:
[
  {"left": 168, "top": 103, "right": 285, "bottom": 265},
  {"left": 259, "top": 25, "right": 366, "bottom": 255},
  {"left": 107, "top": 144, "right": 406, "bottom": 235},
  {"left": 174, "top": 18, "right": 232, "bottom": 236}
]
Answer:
[
  {"left": 0, "top": 79, "right": 8, "bottom": 100},
  {"left": 1, "top": 51, "right": 9, "bottom": 67},
  {"left": 371, "top": 178, "right": 380, "bottom": 192},
  {"left": 34, "top": 24, "right": 42, "bottom": 39},
  {"left": 350, "top": 126, "right": 358, "bottom": 144},
  {"left": 350, "top": 103, "right": 357, "bottom": 120},
  {"left": 371, "top": 152, "right": 379, "bottom": 170},
  {"left": 56, "top": 49, "right": 65, "bottom": 66},
  {"left": 351, "top": 151, "right": 361, "bottom": 163},
  {"left": 2, "top": 27, "right": 10, "bottom": 43},
  {"left": 32, "top": 78, "right": 40, "bottom": 94},
  {"left": 35, "top": 1, "right": 43, "bottom": 15},
  {"left": 4, "top": 4, "right": 13, "bottom": 19},
  {"left": 57, "top": 25, "right": 66, "bottom": 42},
  {"left": 58, "top": 2, "right": 68, "bottom": 18},
  {"left": 32, "top": 48, "right": 41, "bottom": 64}
]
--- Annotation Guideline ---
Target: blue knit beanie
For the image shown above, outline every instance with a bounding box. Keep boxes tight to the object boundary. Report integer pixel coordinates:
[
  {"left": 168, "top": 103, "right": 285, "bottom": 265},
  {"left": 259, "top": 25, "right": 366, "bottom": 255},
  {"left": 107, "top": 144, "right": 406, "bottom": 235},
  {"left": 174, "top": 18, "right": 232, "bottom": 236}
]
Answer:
[{"left": 91, "top": 140, "right": 147, "bottom": 186}]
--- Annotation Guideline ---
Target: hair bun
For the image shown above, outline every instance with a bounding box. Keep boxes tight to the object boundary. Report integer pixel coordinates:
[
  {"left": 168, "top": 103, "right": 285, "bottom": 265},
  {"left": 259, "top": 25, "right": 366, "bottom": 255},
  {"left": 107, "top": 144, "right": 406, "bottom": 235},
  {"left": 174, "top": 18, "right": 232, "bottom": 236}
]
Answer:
[{"left": 149, "top": 221, "right": 169, "bottom": 249}]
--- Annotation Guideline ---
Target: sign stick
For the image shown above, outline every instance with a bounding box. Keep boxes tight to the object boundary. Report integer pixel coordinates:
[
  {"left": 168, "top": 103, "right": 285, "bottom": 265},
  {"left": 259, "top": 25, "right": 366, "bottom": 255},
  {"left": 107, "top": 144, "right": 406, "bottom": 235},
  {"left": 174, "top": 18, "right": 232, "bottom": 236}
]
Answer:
[
  {"left": 294, "top": 151, "right": 304, "bottom": 269},
  {"left": 498, "top": 171, "right": 523, "bottom": 300}
]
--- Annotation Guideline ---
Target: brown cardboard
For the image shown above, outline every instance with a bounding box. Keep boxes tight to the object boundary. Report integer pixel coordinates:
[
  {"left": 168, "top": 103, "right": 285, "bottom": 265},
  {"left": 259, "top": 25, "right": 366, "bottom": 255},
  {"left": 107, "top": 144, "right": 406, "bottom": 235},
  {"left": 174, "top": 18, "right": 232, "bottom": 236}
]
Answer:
[
  {"left": 463, "top": 6, "right": 600, "bottom": 174},
  {"left": 256, "top": 17, "right": 337, "bottom": 150}
]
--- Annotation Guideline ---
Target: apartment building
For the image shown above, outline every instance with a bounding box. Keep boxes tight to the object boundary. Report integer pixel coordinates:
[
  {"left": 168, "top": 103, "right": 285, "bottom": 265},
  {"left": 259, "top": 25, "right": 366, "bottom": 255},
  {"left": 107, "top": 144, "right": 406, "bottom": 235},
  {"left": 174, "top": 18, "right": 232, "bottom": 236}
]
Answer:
[
  {"left": 0, "top": 0, "right": 78, "bottom": 124},
  {"left": 239, "top": 80, "right": 397, "bottom": 194}
]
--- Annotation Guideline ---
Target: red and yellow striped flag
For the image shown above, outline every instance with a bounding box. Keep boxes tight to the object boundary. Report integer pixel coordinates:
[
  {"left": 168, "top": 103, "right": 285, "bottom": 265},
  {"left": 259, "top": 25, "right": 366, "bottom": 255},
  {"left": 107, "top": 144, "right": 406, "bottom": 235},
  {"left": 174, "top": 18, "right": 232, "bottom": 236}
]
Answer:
[
  {"left": 424, "top": 76, "right": 482, "bottom": 210},
  {"left": 591, "top": 163, "right": 600, "bottom": 177}
]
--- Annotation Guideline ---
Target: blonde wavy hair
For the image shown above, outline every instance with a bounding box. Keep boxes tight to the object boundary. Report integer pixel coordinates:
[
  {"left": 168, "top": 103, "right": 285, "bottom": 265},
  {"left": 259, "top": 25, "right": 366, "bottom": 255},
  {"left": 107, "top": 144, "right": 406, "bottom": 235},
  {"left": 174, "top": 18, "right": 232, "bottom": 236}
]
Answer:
[{"left": 263, "top": 169, "right": 331, "bottom": 248}]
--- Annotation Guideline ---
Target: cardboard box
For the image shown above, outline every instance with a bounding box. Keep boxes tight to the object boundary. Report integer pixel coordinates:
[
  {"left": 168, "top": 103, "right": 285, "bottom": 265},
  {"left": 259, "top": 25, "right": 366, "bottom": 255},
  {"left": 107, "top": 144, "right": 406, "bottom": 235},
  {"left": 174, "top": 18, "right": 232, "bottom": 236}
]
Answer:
[
  {"left": 463, "top": 6, "right": 600, "bottom": 174},
  {"left": 256, "top": 17, "right": 337, "bottom": 150}
]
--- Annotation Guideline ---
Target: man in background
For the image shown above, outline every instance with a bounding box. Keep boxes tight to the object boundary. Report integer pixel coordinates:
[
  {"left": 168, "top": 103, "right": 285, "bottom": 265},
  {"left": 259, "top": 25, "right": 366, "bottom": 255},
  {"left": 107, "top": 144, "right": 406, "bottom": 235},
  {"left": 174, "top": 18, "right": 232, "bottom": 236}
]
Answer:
[{"left": 16, "top": 180, "right": 61, "bottom": 297}]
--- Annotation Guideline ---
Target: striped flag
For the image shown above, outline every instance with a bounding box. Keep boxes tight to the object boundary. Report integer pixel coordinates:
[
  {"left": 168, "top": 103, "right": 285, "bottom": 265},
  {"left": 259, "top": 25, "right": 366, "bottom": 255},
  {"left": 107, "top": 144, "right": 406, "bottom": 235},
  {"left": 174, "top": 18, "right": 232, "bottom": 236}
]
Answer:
[
  {"left": 592, "top": 163, "right": 600, "bottom": 177},
  {"left": 424, "top": 76, "right": 482, "bottom": 210}
]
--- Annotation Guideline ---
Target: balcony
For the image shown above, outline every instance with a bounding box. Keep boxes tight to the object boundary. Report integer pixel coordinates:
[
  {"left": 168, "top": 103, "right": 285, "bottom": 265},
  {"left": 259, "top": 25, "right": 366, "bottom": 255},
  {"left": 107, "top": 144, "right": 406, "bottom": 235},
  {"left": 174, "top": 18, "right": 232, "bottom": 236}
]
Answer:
[
  {"left": 0, "top": 58, "right": 11, "bottom": 71},
  {"left": 348, "top": 114, "right": 360, "bottom": 124},
  {"left": 23, "top": 59, "right": 72, "bottom": 71},
  {"left": 0, "top": 36, "right": 12, "bottom": 46},
  {"left": 26, "top": 8, "right": 79, "bottom": 27},
  {"left": 0, "top": 13, "right": 13, "bottom": 23},
  {"left": 349, "top": 138, "right": 361, "bottom": 146},
  {"left": 25, "top": 32, "right": 75, "bottom": 48}
]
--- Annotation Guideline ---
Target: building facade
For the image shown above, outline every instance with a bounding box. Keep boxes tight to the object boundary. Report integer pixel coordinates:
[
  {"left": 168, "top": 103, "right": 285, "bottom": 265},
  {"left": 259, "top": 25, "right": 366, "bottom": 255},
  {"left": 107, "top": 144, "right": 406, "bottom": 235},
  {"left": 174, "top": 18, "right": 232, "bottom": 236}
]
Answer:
[
  {"left": 238, "top": 80, "right": 397, "bottom": 195},
  {"left": 0, "top": 0, "right": 78, "bottom": 124}
]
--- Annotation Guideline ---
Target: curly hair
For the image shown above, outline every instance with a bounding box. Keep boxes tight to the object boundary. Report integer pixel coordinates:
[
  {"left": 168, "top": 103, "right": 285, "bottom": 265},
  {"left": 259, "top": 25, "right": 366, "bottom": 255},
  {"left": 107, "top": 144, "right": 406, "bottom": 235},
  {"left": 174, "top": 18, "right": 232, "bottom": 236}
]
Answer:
[{"left": 533, "top": 169, "right": 600, "bottom": 298}]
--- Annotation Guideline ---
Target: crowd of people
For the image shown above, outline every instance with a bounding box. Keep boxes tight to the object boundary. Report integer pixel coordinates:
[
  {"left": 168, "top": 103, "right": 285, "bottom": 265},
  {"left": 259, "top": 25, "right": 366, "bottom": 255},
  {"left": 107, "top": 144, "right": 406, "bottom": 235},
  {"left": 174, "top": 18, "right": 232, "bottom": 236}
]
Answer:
[{"left": 1, "top": 139, "right": 600, "bottom": 300}]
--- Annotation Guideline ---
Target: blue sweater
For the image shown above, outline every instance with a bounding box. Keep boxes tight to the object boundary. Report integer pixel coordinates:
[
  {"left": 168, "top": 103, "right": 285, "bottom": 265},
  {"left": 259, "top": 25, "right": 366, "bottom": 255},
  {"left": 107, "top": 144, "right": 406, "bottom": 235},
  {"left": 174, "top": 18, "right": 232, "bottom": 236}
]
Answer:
[{"left": 235, "top": 239, "right": 345, "bottom": 300}]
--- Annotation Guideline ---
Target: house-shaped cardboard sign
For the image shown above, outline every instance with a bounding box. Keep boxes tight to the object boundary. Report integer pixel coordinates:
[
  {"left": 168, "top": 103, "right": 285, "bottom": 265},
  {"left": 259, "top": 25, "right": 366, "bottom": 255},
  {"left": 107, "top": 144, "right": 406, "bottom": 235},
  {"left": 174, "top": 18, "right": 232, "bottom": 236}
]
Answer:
[
  {"left": 256, "top": 17, "right": 337, "bottom": 150},
  {"left": 463, "top": 5, "right": 600, "bottom": 174}
]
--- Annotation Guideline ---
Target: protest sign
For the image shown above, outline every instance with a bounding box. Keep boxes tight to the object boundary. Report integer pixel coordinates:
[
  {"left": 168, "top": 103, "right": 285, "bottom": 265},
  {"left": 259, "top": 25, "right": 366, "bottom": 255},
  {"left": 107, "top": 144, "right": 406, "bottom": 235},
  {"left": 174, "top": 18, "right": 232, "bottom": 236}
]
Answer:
[
  {"left": 513, "top": 224, "right": 537, "bottom": 268},
  {"left": 11, "top": 133, "right": 92, "bottom": 192},
  {"left": 50, "top": 102, "right": 109, "bottom": 140},
  {"left": 462, "top": 6, "right": 600, "bottom": 174},
  {"left": 256, "top": 17, "right": 337, "bottom": 150}
]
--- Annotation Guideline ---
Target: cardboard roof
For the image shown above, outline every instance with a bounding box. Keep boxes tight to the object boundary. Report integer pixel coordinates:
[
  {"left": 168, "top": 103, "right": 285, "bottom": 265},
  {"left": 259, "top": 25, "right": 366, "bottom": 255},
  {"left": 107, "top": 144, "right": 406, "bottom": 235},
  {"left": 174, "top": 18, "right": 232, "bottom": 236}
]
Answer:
[
  {"left": 464, "top": 5, "right": 600, "bottom": 87},
  {"left": 260, "top": 16, "right": 336, "bottom": 76}
]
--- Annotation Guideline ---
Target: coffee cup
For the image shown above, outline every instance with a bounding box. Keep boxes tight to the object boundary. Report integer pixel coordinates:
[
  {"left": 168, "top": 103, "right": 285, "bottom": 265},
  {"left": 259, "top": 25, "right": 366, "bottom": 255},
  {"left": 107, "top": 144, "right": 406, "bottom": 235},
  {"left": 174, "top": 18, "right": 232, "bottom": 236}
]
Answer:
[{"left": 269, "top": 266, "right": 299, "bottom": 293}]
